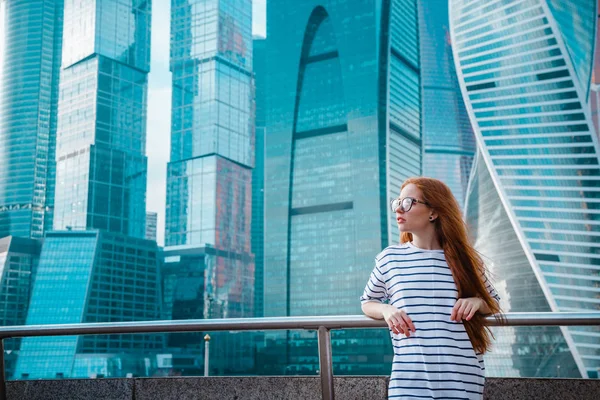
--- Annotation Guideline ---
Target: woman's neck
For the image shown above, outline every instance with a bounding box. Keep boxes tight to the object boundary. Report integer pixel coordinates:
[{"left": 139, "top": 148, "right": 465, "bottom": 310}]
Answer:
[{"left": 409, "top": 233, "right": 442, "bottom": 250}]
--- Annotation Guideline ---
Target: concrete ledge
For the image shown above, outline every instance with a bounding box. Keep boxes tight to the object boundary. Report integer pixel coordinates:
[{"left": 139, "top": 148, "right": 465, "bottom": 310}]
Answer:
[
  {"left": 484, "top": 377, "right": 600, "bottom": 400},
  {"left": 7, "top": 378, "right": 133, "bottom": 400},
  {"left": 6, "top": 376, "right": 600, "bottom": 400}
]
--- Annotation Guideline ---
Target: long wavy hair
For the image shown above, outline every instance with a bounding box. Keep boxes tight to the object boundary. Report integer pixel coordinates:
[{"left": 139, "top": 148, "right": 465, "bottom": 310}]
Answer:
[{"left": 400, "top": 177, "right": 502, "bottom": 354}]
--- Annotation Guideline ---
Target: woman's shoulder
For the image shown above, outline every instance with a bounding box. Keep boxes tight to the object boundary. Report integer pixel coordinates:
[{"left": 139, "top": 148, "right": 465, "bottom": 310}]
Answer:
[{"left": 375, "top": 243, "right": 413, "bottom": 265}]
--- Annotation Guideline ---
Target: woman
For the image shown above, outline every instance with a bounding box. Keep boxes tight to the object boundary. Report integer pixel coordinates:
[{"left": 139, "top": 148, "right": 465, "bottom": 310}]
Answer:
[{"left": 361, "top": 177, "right": 501, "bottom": 400}]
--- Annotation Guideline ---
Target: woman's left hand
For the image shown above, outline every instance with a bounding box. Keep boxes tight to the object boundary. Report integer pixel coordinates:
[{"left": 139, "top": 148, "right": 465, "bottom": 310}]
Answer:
[{"left": 451, "top": 297, "right": 483, "bottom": 321}]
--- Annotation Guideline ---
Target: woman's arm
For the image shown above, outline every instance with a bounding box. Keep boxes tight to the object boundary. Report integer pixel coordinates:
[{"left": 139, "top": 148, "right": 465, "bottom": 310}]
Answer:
[
  {"left": 450, "top": 297, "right": 490, "bottom": 321},
  {"left": 362, "top": 301, "right": 416, "bottom": 336}
]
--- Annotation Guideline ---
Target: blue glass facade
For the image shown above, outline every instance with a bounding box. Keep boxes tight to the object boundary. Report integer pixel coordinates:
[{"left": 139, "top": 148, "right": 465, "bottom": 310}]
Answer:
[
  {"left": 451, "top": 0, "right": 600, "bottom": 378},
  {"left": 418, "top": 0, "right": 475, "bottom": 208},
  {"left": 262, "top": 0, "right": 421, "bottom": 374},
  {"left": 163, "top": 0, "right": 255, "bottom": 375},
  {"left": 0, "top": 0, "right": 63, "bottom": 239},
  {"left": 52, "top": 0, "right": 151, "bottom": 238},
  {"left": 14, "top": 230, "right": 163, "bottom": 379}
]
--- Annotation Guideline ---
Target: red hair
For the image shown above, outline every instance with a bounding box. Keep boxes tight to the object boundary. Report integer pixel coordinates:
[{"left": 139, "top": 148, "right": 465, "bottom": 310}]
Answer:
[{"left": 400, "top": 177, "right": 501, "bottom": 354}]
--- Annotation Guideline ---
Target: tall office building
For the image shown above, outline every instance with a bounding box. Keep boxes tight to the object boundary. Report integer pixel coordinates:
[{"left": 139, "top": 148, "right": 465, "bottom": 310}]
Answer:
[
  {"left": 52, "top": 0, "right": 151, "bottom": 239},
  {"left": 0, "top": 0, "right": 63, "bottom": 238},
  {"left": 418, "top": 0, "right": 475, "bottom": 208},
  {"left": 451, "top": 0, "right": 600, "bottom": 378},
  {"left": 163, "top": 0, "right": 255, "bottom": 374},
  {"left": 263, "top": 0, "right": 421, "bottom": 374},
  {"left": 146, "top": 211, "right": 158, "bottom": 241},
  {"left": 10, "top": 0, "right": 161, "bottom": 379},
  {"left": 14, "top": 230, "right": 163, "bottom": 379}
]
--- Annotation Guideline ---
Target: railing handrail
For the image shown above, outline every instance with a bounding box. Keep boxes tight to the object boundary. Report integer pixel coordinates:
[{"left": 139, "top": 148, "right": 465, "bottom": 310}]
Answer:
[
  {"left": 1, "top": 312, "right": 599, "bottom": 400},
  {"left": 0, "top": 312, "right": 599, "bottom": 339}
]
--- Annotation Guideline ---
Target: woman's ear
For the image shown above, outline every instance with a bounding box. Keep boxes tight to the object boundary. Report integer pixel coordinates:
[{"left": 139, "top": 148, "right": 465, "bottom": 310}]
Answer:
[{"left": 429, "top": 212, "right": 438, "bottom": 223}]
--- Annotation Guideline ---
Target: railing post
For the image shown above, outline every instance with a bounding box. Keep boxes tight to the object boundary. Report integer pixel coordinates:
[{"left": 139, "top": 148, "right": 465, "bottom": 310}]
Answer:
[
  {"left": 317, "top": 326, "right": 334, "bottom": 400},
  {"left": 204, "top": 334, "right": 211, "bottom": 377},
  {"left": 0, "top": 338, "right": 7, "bottom": 400}
]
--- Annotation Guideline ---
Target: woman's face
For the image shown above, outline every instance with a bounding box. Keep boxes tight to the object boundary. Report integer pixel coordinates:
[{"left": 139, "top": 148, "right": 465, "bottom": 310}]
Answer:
[{"left": 394, "top": 184, "right": 432, "bottom": 234}]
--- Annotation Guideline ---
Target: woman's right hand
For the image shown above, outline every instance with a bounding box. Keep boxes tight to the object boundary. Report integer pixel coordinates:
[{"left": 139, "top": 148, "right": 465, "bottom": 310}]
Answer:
[{"left": 382, "top": 305, "right": 416, "bottom": 337}]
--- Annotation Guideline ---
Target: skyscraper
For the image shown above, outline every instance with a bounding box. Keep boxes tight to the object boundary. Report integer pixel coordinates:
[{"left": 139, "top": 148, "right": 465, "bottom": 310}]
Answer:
[
  {"left": 52, "top": 0, "right": 151, "bottom": 239},
  {"left": 0, "top": 0, "right": 63, "bottom": 239},
  {"left": 163, "top": 0, "right": 255, "bottom": 374},
  {"left": 451, "top": 0, "right": 600, "bottom": 378},
  {"left": 418, "top": 0, "right": 475, "bottom": 208},
  {"left": 14, "top": 230, "right": 163, "bottom": 379},
  {"left": 263, "top": 0, "right": 421, "bottom": 374},
  {"left": 9, "top": 0, "right": 162, "bottom": 379}
]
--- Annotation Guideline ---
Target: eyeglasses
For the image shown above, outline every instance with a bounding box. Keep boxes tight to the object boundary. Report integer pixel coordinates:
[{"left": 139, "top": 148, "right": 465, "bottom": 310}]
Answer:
[{"left": 391, "top": 197, "right": 429, "bottom": 213}]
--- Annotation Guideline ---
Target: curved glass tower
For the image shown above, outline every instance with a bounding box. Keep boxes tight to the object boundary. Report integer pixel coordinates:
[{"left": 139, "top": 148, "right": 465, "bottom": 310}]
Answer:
[
  {"left": 419, "top": 0, "right": 475, "bottom": 208},
  {"left": 0, "top": 0, "right": 63, "bottom": 238},
  {"left": 451, "top": 0, "right": 600, "bottom": 378}
]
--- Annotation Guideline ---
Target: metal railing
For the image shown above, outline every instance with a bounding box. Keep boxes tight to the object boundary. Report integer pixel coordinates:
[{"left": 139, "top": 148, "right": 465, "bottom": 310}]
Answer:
[{"left": 0, "top": 312, "right": 599, "bottom": 400}]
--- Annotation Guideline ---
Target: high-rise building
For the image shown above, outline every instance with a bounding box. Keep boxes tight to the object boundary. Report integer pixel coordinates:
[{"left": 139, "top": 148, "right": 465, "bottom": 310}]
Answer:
[
  {"left": 0, "top": 236, "right": 42, "bottom": 378},
  {"left": 263, "top": 0, "right": 421, "bottom": 374},
  {"left": 9, "top": 0, "right": 163, "bottom": 379},
  {"left": 52, "top": 0, "right": 151, "bottom": 239},
  {"left": 252, "top": 36, "right": 266, "bottom": 318},
  {"left": 418, "top": 0, "right": 475, "bottom": 208},
  {"left": 146, "top": 211, "right": 157, "bottom": 242},
  {"left": 14, "top": 230, "right": 163, "bottom": 379},
  {"left": 163, "top": 0, "right": 255, "bottom": 374},
  {"left": 451, "top": 0, "right": 600, "bottom": 378},
  {"left": 0, "top": 0, "right": 63, "bottom": 238}
]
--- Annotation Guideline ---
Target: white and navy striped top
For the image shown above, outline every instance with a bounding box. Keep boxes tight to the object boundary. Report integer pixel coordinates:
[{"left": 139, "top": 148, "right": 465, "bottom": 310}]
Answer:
[{"left": 360, "top": 242, "right": 500, "bottom": 400}]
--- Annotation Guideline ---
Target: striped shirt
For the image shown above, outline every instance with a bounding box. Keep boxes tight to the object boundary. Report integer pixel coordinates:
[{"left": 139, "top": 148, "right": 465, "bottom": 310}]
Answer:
[{"left": 360, "top": 242, "right": 500, "bottom": 400}]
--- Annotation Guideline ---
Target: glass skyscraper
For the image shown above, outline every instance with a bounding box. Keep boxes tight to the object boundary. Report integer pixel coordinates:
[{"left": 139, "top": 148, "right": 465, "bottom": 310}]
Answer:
[
  {"left": 451, "top": 0, "right": 600, "bottom": 378},
  {"left": 14, "top": 230, "right": 163, "bottom": 379},
  {"left": 418, "top": 0, "right": 475, "bottom": 208},
  {"left": 163, "top": 0, "right": 255, "bottom": 375},
  {"left": 262, "top": 0, "right": 421, "bottom": 374},
  {"left": 52, "top": 0, "right": 151, "bottom": 239},
  {"left": 0, "top": 0, "right": 63, "bottom": 239}
]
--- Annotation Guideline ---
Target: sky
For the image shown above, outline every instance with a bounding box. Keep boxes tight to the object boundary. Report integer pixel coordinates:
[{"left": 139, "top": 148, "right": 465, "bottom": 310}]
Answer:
[{"left": 141, "top": 0, "right": 265, "bottom": 246}]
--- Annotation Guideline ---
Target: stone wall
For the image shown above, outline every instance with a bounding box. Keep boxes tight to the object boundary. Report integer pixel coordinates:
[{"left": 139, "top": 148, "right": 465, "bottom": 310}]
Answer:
[{"left": 6, "top": 376, "right": 600, "bottom": 400}]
